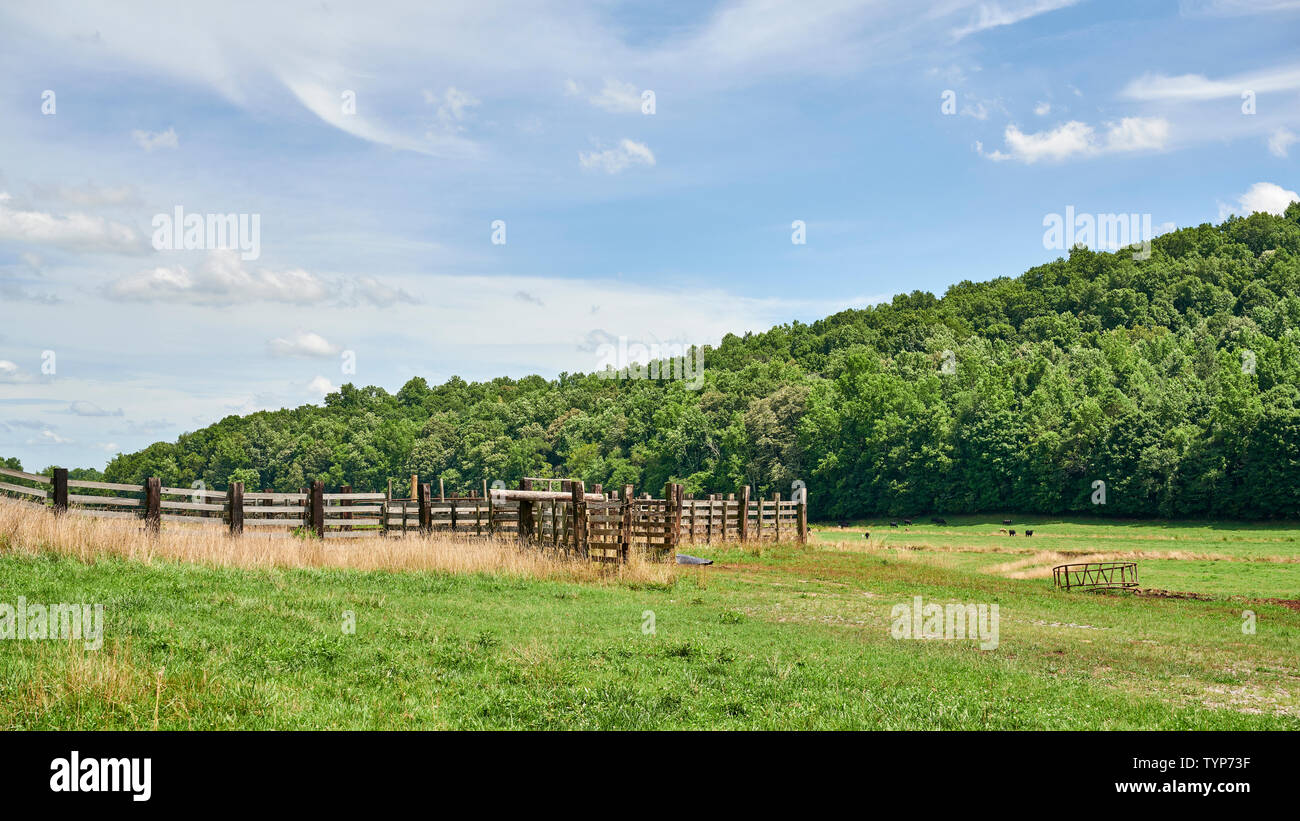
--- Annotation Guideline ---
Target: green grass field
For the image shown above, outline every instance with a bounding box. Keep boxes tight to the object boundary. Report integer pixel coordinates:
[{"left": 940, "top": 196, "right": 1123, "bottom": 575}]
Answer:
[{"left": 2, "top": 515, "right": 1297, "bottom": 730}]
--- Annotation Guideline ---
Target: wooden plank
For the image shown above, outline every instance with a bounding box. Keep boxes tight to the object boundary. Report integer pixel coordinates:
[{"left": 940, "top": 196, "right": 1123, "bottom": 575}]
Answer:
[
  {"left": 161, "top": 486, "right": 227, "bottom": 498},
  {"left": 159, "top": 500, "right": 226, "bottom": 512},
  {"left": 0, "top": 467, "right": 51, "bottom": 484},
  {"left": 323, "top": 492, "right": 386, "bottom": 501},
  {"left": 67, "top": 508, "right": 136, "bottom": 520},
  {"left": 68, "top": 494, "right": 140, "bottom": 506},
  {"left": 242, "top": 492, "right": 308, "bottom": 502},
  {"left": 0, "top": 481, "right": 49, "bottom": 499},
  {"left": 159, "top": 514, "right": 224, "bottom": 525},
  {"left": 67, "top": 478, "right": 143, "bottom": 492}
]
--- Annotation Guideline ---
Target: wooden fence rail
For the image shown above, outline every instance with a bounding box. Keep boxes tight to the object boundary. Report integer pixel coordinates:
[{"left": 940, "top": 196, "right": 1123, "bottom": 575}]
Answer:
[{"left": 0, "top": 469, "right": 808, "bottom": 563}]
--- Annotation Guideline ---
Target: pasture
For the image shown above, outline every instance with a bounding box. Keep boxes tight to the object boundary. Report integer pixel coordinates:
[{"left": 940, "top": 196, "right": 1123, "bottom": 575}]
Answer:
[{"left": 1, "top": 500, "right": 1296, "bottom": 730}]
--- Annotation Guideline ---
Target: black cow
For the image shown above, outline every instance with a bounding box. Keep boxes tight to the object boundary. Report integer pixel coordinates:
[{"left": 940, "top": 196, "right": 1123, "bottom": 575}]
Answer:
[
  {"left": 863, "top": 532, "right": 870, "bottom": 539},
  {"left": 1025, "top": 530, "right": 1034, "bottom": 537},
  {"left": 1002, "top": 519, "right": 1013, "bottom": 525},
  {"left": 889, "top": 521, "right": 898, "bottom": 528},
  {"left": 931, "top": 517, "right": 947, "bottom": 525},
  {"left": 1009, "top": 529, "right": 1016, "bottom": 536}
]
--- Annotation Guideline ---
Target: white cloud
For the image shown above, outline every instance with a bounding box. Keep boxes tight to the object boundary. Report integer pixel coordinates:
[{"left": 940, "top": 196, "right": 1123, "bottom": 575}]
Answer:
[
  {"left": 589, "top": 79, "right": 642, "bottom": 113},
  {"left": 951, "top": 0, "right": 1081, "bottom": 41},
  {"left": 1121, "top": 64, "right": 1300, "bottom": 101},
  {"left": 425, "top": 86, "right": 480, "bottom": 132},
  {"left": 268, "top": 331, "right": 341, "bottom": 358},
  {"left": 0, "top": 194, "right": 143, "bottom": 253},
  {"left": 1179, "top": 0, "right": 1300, "bottom": 17},
  {"left": 307, "top": 375, "right": 335, "bottom": 395},
  {"left": 39, "top": 429, "right": 71, "bottom": 444},
  {"left": 980, "top": 117, "right": 1169, "bottom": 163},
  {"left": 1104, "top": 117, "right": 1170, "bottom": 152},
  {"left": 1034, "top": 101, "right": 1051, "bottom": 116},
  {"left": 131, "top": 127, "right": 179, "bottom": 151},
  {"left": 1267, "top": 127, "right": 1297, "bottom": 157},
  {"left": 1219, "top": 182, "right": 1300, "bottom": 219},
  {"left": 106, "top": 250, "right": 332, "bottom": 305},
  {"left": 579, "top": 139, "right": 656, "bottom": 174}
]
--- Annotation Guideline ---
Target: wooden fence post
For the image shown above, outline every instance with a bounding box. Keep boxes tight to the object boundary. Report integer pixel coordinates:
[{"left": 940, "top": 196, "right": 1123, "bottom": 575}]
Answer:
[
  {"left": 341, "top": 484, "right": 352, "bottom": 532},
  {"left": 797, "top": 489, "right": 809, "bottom": 543},
  {"left": 518, "top": 478, "right": 533, "bottom": 541},
  {"left": 409, "top": 474, "right": 418, "bottom": 501},
  {"left": 621, "top": 484, "right": 634, "bottom": 563},
  {"left": 439, "top": 477, "right": 445, "bottom": 503},
  {"left": 311, "top": 481, "right": 325, "bottom": 538},
  {"left": 739, "top": 485, "right": 750, "bottom": 542},
  {"left": 144, "top": 477, "right": 161, "bottom": 534},
  {"left": 772, "top": 492, "right": 781, "bottom": 542},
  {"left": 570, "top": 480, "right": 587, "bottom": 557},
  {"left": 228, "top": 481, "right": 244, "bottom": 535},
  {"left": 418, "top": 482, "right": 432, "bottom": 534},
  {"left": 52, "top": 467, "right": 68, "bottom": 514}
]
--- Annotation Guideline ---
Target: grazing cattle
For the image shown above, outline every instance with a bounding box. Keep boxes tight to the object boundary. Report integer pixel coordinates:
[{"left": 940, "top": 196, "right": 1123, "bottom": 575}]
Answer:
[
  {"left": 1002, "top": 519, "right": 1013, "bottom": 525},
  {"left": 1025, "top": 530, "right": 1034, "bottom": 537},
  {"left": 863, "top": 532, "right": 870, "bottom": 539},
  {"left": 902, "top": 518, "right": 913, "bottom": 525},
  {"left": 889, "top": 521, "right": 898, "bottom": 528},
  {"left": 837, "top": 520, "right": 850, "bottom": 529},
  {"left": 1009, "top": 529, "right": 1016, "bottom": 536},
  {"left": 931, "top": 517, "right": 947, "bottom": 525},
  {"left": 998, "top": 529, "right": 1007, "bottom": 535}
]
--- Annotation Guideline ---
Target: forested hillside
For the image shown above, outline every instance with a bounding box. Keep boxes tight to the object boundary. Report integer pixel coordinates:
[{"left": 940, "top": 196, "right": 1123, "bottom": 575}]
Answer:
[{"left": 24, "top": 207, "right": 1300, "bottom": 519}]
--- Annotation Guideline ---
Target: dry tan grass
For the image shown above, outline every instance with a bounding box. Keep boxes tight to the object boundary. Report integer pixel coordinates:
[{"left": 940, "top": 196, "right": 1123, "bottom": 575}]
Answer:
[{"left": 0, "top": 497, "right": 674, "bottom": 586}]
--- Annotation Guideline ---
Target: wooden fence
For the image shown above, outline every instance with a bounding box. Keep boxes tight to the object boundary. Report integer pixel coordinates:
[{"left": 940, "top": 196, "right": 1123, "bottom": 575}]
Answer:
[{"left": 0, "top": 468, "right": 808, "bottom": 563}]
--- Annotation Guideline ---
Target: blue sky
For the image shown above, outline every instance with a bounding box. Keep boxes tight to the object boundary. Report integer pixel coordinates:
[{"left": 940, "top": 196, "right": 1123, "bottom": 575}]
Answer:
[{"left": 0, "top": 0, "right": 1297, "bottom": 471}]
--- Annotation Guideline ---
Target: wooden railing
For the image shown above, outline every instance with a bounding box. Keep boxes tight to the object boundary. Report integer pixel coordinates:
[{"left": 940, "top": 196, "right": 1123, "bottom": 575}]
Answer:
[{"left": 0, "top": 469, "right": 809, "bottom": 562}]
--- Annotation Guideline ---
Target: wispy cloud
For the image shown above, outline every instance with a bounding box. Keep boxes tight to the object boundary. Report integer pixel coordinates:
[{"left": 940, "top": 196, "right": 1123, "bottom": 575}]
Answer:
[
  {"left": 267, "top": 331, "right": 342, "bottom": 358},
  {"left": 579, "top": 139, "right": 656, "bottom": 174},
  {"left": 951, "top": 0, "right": 1081, "bottom": 41},
  {"left": 0, "top": 192, "right": 144, "bottom": 254},
  {"left": 978, "top": 117, "right": 1169, "bottom": 163},
  {"left": 131, "top": 127, "right": 179, "bottom": 151},
  {"left": 1121, "top": 64, "right": 1300, "bottom": 101}
]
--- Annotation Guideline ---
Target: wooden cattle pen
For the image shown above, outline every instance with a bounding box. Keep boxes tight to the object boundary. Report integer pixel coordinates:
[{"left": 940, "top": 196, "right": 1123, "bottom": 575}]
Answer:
[
  {"left": 0, "top": 468, "right": 807, "bottom": 564},
  {"left": 1052, "top": 561, "right": 1139, "bottom": 591}
]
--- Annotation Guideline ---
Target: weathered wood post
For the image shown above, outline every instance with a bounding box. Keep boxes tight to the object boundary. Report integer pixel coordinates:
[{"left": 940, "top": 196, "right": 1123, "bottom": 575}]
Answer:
[
  {"left": 518, "top": 478, "right": 534, "bottom": 541},
  {"left": 311, "top": 480, "right": 325, "bottom": 538},
  {"left": 409, "top": 474, "right": 418, "bottom": 501},
  {"left": 621, "top": 484, "right": 634, "bottom": 563},
  {"left": 341, "top": 484, "right": 352, "bottom": 532},
  {"left": 739, "top": 485, "right": 750, "bottom": 542},
  {"left": 227, "top": 481, "right": 244, "bottom": 535},
  {"left": 52, "top": 467, "right": 68, "bottom": 515},
  {"left": 438, "top": 477, "right": 445, "bottom": 503},
  {"left": 570, "top": 479, "right": 587, "bottom": 557},
  {"left": 772, "top": 492, "right": 781, "bottom": 542},
  {"left": 797, "top": 488, "right": 809, "bottom": 543},
  {"left": 685, "top": 493, "right": 695, "bottom": 543},
  {"left": 144, "top": 477, "right": 161, "bottom": 534},
  {"left": 417, "top": 482, "right": 432, "bottom": 534}
]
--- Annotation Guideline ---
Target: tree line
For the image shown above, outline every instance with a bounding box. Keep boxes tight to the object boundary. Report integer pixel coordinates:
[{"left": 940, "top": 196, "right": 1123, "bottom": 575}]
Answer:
[{"left": 11, "top": 207, "right": 1300, "bottom": 520}]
